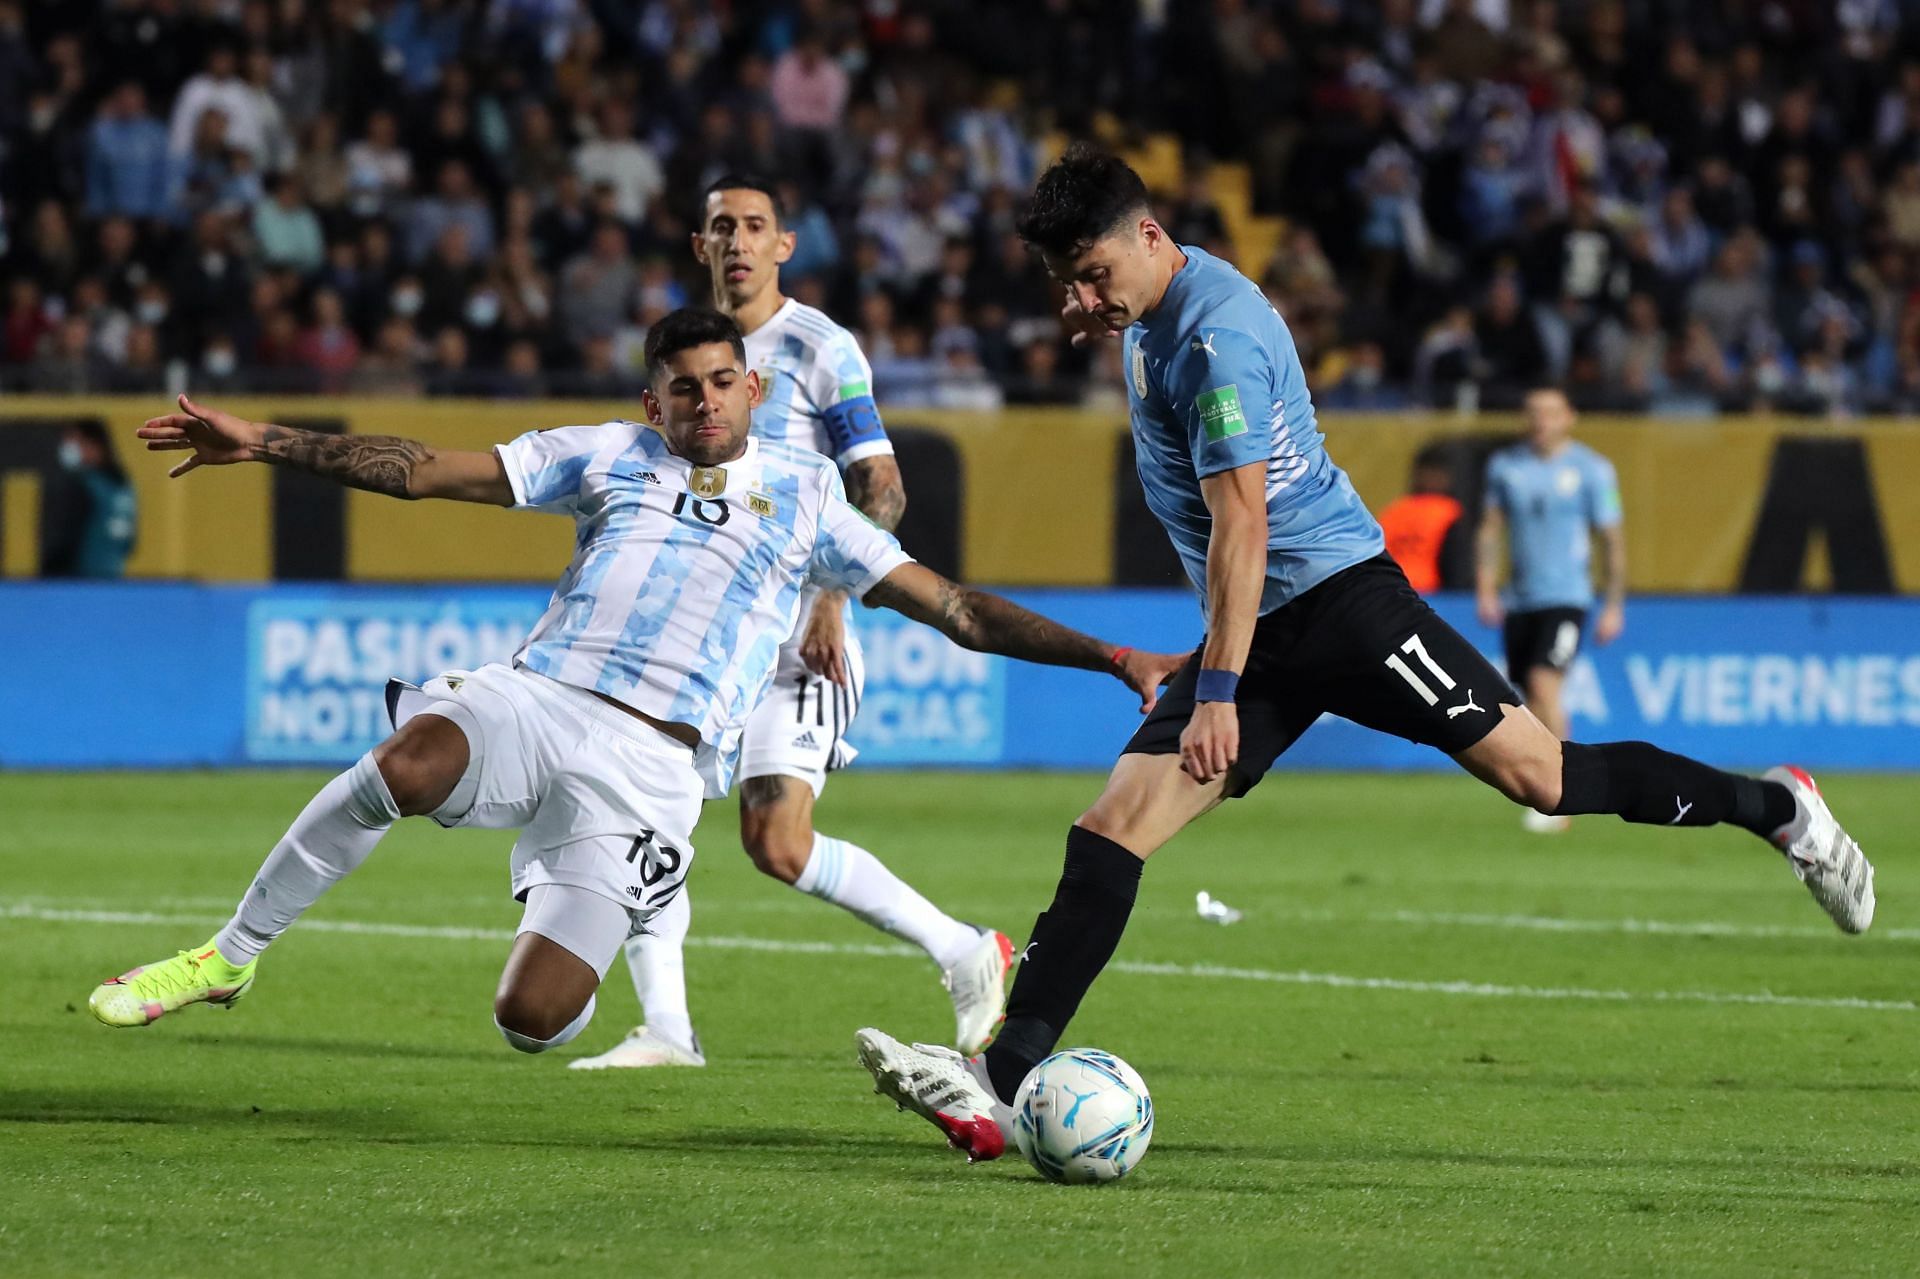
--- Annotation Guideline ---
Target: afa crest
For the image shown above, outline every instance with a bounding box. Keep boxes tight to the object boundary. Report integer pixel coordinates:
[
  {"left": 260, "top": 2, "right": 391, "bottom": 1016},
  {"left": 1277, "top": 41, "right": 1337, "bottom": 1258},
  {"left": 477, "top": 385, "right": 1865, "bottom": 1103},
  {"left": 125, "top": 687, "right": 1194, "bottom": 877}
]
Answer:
[{"left": 747, "top": 491, "right": 777, "bottom": 518}]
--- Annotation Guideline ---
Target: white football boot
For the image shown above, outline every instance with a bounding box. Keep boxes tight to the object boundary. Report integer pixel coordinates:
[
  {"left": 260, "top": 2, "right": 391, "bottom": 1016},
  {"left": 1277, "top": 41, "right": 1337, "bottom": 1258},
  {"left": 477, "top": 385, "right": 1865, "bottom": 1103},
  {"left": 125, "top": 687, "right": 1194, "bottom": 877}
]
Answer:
[
  {"left": 854, "top": 1027, "right": 1011, "bottom": 1162},
  {"left": 942, "top": 929, "right": 1013, "bottom": 1055},
  {"left": 567, "top": 1024, "right": 706, "bottom": 1070},
  {"left": 1765, "top": 766, "right": 1875, "bottom": 934},
  {"left": 1521, "top": 809, "right": 1570, "bottom": 834}
]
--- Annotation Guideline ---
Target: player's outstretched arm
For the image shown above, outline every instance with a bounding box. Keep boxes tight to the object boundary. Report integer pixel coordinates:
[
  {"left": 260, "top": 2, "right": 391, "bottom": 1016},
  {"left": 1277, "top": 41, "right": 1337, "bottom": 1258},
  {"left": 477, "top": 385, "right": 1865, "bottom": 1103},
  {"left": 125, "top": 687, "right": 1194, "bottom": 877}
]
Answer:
[
  {"left": 863, "top": 563, "right": 1183, "bottom": 713},
  {"left": 801, "top": 455, "right": 910, "bottom": 687},
  {"left": 1177, "top": 462, "right": 1269, "bottom": 783},
  {"left": 1474, "top": 504, "right": 1507, "bottom": 628},
  {"left": 845, "top": 455, "right": 907, "bottom": 532},
  {"left": 1595, "top": 523, "right": 1627, "bottom": 644},
  {"left": 138, "top": 394, "right": 513, "bottom": 505}
]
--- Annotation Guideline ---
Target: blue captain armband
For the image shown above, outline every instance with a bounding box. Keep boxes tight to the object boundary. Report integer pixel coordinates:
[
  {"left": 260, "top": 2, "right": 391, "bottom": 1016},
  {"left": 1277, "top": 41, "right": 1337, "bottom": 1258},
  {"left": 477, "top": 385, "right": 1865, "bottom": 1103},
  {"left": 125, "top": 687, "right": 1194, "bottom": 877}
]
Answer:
[{"left": 823, "top": 393, "right": 886, "bottom": 457}]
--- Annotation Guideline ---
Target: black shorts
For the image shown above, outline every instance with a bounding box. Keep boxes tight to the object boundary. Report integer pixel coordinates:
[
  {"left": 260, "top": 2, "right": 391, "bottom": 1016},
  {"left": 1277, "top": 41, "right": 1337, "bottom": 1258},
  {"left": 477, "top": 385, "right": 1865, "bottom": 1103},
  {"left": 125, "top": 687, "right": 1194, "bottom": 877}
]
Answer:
[
  {"left": 1502, "top": 607, "right": 1587, "bottom": 685},
  {"left": 1125, "top": 556, "right": 1520, "bottom": 795}
]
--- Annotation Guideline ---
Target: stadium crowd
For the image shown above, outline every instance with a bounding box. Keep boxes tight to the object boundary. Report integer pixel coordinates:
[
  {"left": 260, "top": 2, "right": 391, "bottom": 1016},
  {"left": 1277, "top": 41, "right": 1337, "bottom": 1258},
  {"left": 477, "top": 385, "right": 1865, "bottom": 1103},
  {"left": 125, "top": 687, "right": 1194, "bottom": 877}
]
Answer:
[{"left": 4, "top": 0, "right": 1920, "bottom": 415}]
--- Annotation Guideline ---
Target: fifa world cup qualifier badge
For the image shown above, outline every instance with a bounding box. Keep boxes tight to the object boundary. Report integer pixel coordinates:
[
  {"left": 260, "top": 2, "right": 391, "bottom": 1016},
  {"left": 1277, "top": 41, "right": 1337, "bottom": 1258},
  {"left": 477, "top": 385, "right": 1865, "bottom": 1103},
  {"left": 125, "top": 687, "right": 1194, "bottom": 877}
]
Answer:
[
  {"left": 690, "top": 465, "right": 726, "bottom": 498},
  {"left": 1197, "top": 384, "right": 1248, "bottom": 441}
]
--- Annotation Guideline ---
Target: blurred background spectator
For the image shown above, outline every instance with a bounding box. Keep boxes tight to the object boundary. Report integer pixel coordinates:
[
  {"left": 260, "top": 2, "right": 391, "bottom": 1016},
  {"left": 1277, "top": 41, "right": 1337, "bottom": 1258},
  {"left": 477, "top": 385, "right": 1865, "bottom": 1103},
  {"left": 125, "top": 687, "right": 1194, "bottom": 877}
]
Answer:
[
  {"left": 40, "top": 420, "right": 137, "bottom": 578},
  {"left": 3, "top": 0, "right": 1920, "bottom": 414}
]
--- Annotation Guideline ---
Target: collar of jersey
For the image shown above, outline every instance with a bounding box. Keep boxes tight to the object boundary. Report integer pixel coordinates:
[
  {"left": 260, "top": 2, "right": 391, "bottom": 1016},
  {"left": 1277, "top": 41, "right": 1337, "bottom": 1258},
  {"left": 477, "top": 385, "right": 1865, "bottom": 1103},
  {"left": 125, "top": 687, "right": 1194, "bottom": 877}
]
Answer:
[
  {"left": 744, "top": 297, "right": 799, "bottom": 340},
  {"left": 658, "top": 434, "right": 762, "bottom": 495}
]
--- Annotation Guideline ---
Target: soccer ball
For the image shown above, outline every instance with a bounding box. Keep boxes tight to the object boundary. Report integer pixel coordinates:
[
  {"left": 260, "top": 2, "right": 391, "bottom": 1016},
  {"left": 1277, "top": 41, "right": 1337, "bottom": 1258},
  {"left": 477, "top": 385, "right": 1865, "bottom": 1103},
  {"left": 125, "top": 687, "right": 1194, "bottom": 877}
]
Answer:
[{"left": 1011, "top": 1048, "right": 1155, "bottom": 1184}]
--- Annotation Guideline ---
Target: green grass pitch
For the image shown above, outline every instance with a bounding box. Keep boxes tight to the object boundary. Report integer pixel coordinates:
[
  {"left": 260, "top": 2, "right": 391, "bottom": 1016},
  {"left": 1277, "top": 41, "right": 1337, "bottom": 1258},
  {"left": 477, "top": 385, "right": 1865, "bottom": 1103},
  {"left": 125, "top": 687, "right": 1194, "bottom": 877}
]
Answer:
[{"left": 2, "top": 769, "right": 1917, "bottom": 1277}]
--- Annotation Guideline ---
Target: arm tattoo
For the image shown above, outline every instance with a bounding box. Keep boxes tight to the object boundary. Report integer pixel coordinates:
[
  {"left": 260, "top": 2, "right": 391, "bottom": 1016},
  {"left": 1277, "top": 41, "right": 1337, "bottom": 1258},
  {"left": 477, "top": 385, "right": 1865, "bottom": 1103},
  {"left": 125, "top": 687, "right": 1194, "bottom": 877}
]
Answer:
[
  {"left": 867, "top": 573, "right": 1109, "bottom": 672},
  {"left": 255, "top": 424, "right": 431, "bottom": 499},
  {"left": 845, "top": 457, "right": 907, "bottom": 532}
]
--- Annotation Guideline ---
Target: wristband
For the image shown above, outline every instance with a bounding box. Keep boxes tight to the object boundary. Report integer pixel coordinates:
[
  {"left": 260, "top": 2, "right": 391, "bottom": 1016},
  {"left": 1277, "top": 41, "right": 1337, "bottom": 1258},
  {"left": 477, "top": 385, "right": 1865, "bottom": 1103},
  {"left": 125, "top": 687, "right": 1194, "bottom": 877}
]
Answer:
[
  {"left": 1194, "top": 668, "right": 1239, "bottom": 703},
  {"left": 1109, "top": 646, "right": 1133, "bottom": 668}
]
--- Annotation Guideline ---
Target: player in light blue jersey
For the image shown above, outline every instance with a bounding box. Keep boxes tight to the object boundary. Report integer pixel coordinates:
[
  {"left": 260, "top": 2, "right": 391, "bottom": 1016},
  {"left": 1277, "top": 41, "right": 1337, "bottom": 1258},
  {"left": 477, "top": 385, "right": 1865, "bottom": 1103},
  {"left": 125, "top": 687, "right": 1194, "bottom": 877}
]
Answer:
[
  {"left": 570, "top": 177, "right": 1016, "bottom": 1072},
  {"left": 1477, "top": 388, "right": 1627, "bottom": 833},
  {"left": 88, "top": 308, "right": 1184, "bottom": 1056},
  {"left": 855, "top": 146, "right": 1876, "bottom": 1165},
  {"left": 1121, "top": 255, "right": 1386, "bottom": 613}
]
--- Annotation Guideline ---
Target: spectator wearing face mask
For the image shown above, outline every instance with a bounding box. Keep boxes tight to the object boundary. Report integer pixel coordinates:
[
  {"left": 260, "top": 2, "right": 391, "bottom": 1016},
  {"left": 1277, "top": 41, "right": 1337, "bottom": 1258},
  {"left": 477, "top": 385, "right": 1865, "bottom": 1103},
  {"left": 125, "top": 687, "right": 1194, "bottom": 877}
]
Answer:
[
  {"left": 41, "top": 422, "right": 138, "bottom": 579},
  {"left": 1320, "top": 342, "right": 1412, "bottom": 411}
]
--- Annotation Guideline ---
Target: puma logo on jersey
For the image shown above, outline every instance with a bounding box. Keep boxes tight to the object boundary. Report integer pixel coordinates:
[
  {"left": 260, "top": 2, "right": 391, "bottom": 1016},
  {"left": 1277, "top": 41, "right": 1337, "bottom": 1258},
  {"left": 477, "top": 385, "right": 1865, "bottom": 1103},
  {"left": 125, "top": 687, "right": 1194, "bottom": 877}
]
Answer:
[
  {"left": 1446, "top": 690, "right": 1483, "bottom": 719},
  {"left": 1191, "top": 332, "right": 1218, "bottom": 357}
]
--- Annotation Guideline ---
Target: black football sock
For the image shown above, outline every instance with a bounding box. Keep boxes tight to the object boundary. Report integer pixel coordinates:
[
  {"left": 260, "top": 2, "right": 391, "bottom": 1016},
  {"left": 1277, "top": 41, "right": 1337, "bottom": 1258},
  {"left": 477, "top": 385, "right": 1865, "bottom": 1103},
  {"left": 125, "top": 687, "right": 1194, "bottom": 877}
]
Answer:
[
  {"left": 1554, "top": 741, "right": 1796, "bottom": 837},
  {"left": 982, "top": 825, "right": 1143, "bottom": 1104}
]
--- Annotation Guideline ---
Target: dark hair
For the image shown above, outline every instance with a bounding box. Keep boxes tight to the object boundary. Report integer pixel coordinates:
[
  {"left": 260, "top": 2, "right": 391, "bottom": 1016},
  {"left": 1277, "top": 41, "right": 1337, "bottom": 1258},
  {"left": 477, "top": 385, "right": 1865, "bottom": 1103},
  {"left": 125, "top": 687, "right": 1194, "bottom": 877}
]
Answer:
[
  {"left": 643, "top": 307, "right": 747, "bottom": 381},
  {"left": 700, "top": 174, "right": 786, "bottom": 227},
  {"left": 1016, "top": 143, "right": 1152, "bottom": 258},
  {"left": 69, "top": 420, "right": 126, "bottom": 483},
  {"left": 1411, "top": 443, "right": 1454, "bottom": 474}
]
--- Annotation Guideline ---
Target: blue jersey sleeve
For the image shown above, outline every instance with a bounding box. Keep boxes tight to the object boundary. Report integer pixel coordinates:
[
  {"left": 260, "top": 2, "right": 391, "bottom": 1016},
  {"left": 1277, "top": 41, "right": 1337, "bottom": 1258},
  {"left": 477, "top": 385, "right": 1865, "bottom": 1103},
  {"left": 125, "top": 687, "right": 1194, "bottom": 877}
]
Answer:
[
  {"left": 1584, "top": 452, "right": 1623, "bottom": 529},
  {"left": 1162, "top": 328, "right": 1276, "bottom": 479},
  {"left": 1482, "top": 454, "right": 1512, "bottom": 514},
  {"left": 812, "top": 331, "right": 891, "bottom": 466}
]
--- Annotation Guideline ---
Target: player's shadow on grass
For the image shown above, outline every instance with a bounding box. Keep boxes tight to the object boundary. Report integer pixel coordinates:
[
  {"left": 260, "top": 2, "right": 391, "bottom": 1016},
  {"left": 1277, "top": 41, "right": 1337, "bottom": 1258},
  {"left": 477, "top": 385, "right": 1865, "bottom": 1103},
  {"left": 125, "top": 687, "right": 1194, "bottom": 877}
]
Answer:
[
  {"left": 168, "top": 1031, "right": 513, "bottom": 1064},
  {"left": 1159, "top": 1137, "right": 1920, "bottom": 1186},
  {"left": 0, "top": 1090, "right": 416, "bottom": 1137},
  {"left": 0, "top": 1091, "right": 916, "bottom": 1158}
]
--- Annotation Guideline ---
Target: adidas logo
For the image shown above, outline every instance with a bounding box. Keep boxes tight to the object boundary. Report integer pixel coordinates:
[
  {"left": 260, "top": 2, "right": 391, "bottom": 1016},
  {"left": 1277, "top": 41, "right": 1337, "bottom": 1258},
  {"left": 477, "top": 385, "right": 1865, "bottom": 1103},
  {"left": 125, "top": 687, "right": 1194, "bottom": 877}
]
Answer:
[{"left": 793, "top": 731, "right": 820, "bottom": 749}]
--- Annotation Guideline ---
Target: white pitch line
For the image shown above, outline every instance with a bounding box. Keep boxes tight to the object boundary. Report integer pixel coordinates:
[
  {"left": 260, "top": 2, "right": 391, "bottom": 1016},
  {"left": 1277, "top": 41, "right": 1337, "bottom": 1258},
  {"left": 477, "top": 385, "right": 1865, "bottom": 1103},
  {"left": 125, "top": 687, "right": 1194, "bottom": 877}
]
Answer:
[
  {"left": 1111, "top": 960, "right": 1916, "bottom": 1013},
  {"left": 1344, "top": 908, "right": 1920, "bottom": 943},
  {"left": 2, "top": 902, "right": 921, "bottom": 953},
  {"left": 8, "top": 902, "right": 1908, "bottom": 1015}
]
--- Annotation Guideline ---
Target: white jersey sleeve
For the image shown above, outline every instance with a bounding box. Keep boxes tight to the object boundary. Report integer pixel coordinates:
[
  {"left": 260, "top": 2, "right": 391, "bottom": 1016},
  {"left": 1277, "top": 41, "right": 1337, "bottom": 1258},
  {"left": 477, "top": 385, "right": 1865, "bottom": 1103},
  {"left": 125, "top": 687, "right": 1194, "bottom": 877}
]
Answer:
[
  {"left": 809, "top": 467, "right": 912, "bottom": 597},
  {"left": 495, "top": 423, "right": 632, "bottom": 515}
]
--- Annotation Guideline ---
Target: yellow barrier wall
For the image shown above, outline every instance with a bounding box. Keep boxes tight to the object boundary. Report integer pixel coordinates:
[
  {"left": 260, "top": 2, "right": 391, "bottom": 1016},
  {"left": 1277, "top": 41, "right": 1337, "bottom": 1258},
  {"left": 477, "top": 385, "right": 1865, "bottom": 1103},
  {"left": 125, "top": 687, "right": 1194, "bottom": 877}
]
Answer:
[{"left": 3, "top": 396, "right": 1916, "bottom": 590}]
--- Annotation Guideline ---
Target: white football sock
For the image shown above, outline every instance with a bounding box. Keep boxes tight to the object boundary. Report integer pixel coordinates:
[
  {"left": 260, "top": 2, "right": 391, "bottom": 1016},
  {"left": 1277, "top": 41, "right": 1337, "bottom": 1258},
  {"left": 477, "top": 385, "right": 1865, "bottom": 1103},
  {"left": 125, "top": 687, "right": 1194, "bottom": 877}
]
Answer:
[
  {"left": 625, "top": 889, "right": 696, "bottom": 1051},
  {"left": 793, "top": 833, "right": 979, "bottom": 969},
  {"left": 213, "top": 753, "right": 400, "bottom": 964}
]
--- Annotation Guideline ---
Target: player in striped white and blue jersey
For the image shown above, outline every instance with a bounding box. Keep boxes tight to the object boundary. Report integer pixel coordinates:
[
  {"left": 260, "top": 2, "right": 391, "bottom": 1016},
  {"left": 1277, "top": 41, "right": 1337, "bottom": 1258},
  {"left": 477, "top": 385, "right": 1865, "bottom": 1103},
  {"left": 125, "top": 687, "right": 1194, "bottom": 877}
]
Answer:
[
  {"left": 572, "top": 177, "right": 1012, "bottom": 1071},
  {"left": 88, "top": 308, "right": 1184, "bottom": 1054}
]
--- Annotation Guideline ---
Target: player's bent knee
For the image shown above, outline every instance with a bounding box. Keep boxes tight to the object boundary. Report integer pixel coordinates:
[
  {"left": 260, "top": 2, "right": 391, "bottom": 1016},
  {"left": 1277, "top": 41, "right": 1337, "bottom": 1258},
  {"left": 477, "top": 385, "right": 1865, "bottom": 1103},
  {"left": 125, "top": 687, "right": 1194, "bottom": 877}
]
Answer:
[
  {"left": 493, "top": 988, "right": 595, "bottom": 1051},
  {"left": 1498, "top": 759, "right": 1562, "bottom": 812},
  {"left": 1074, "top": 801, "right": 1169, "bottom": 858},
  {"left": 373, "top": 716, "right": 470, "bottom": 817},
  {"left": 742, "top": 828, "right": 811, "bottom": 883},
  {"left": 1459, "top": 711, "right": 1565, "bottom": 812},
  {"left": 1073, "top": 805, "right": 1132, "bottom": 847}
]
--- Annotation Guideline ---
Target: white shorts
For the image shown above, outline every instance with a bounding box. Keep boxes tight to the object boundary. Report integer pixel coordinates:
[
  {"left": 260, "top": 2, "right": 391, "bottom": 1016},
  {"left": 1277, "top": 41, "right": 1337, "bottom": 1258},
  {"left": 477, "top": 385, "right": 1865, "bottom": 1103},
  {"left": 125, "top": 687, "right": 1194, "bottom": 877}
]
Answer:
[
  {"left": 515, "top": 883, "right": 632, "bottom": 980},
  {"left": 737, "top": 630, "right": 864, "bottom": 796},
  {"left": 397, "top": 663, "right": 703, "bottom": 932}
]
